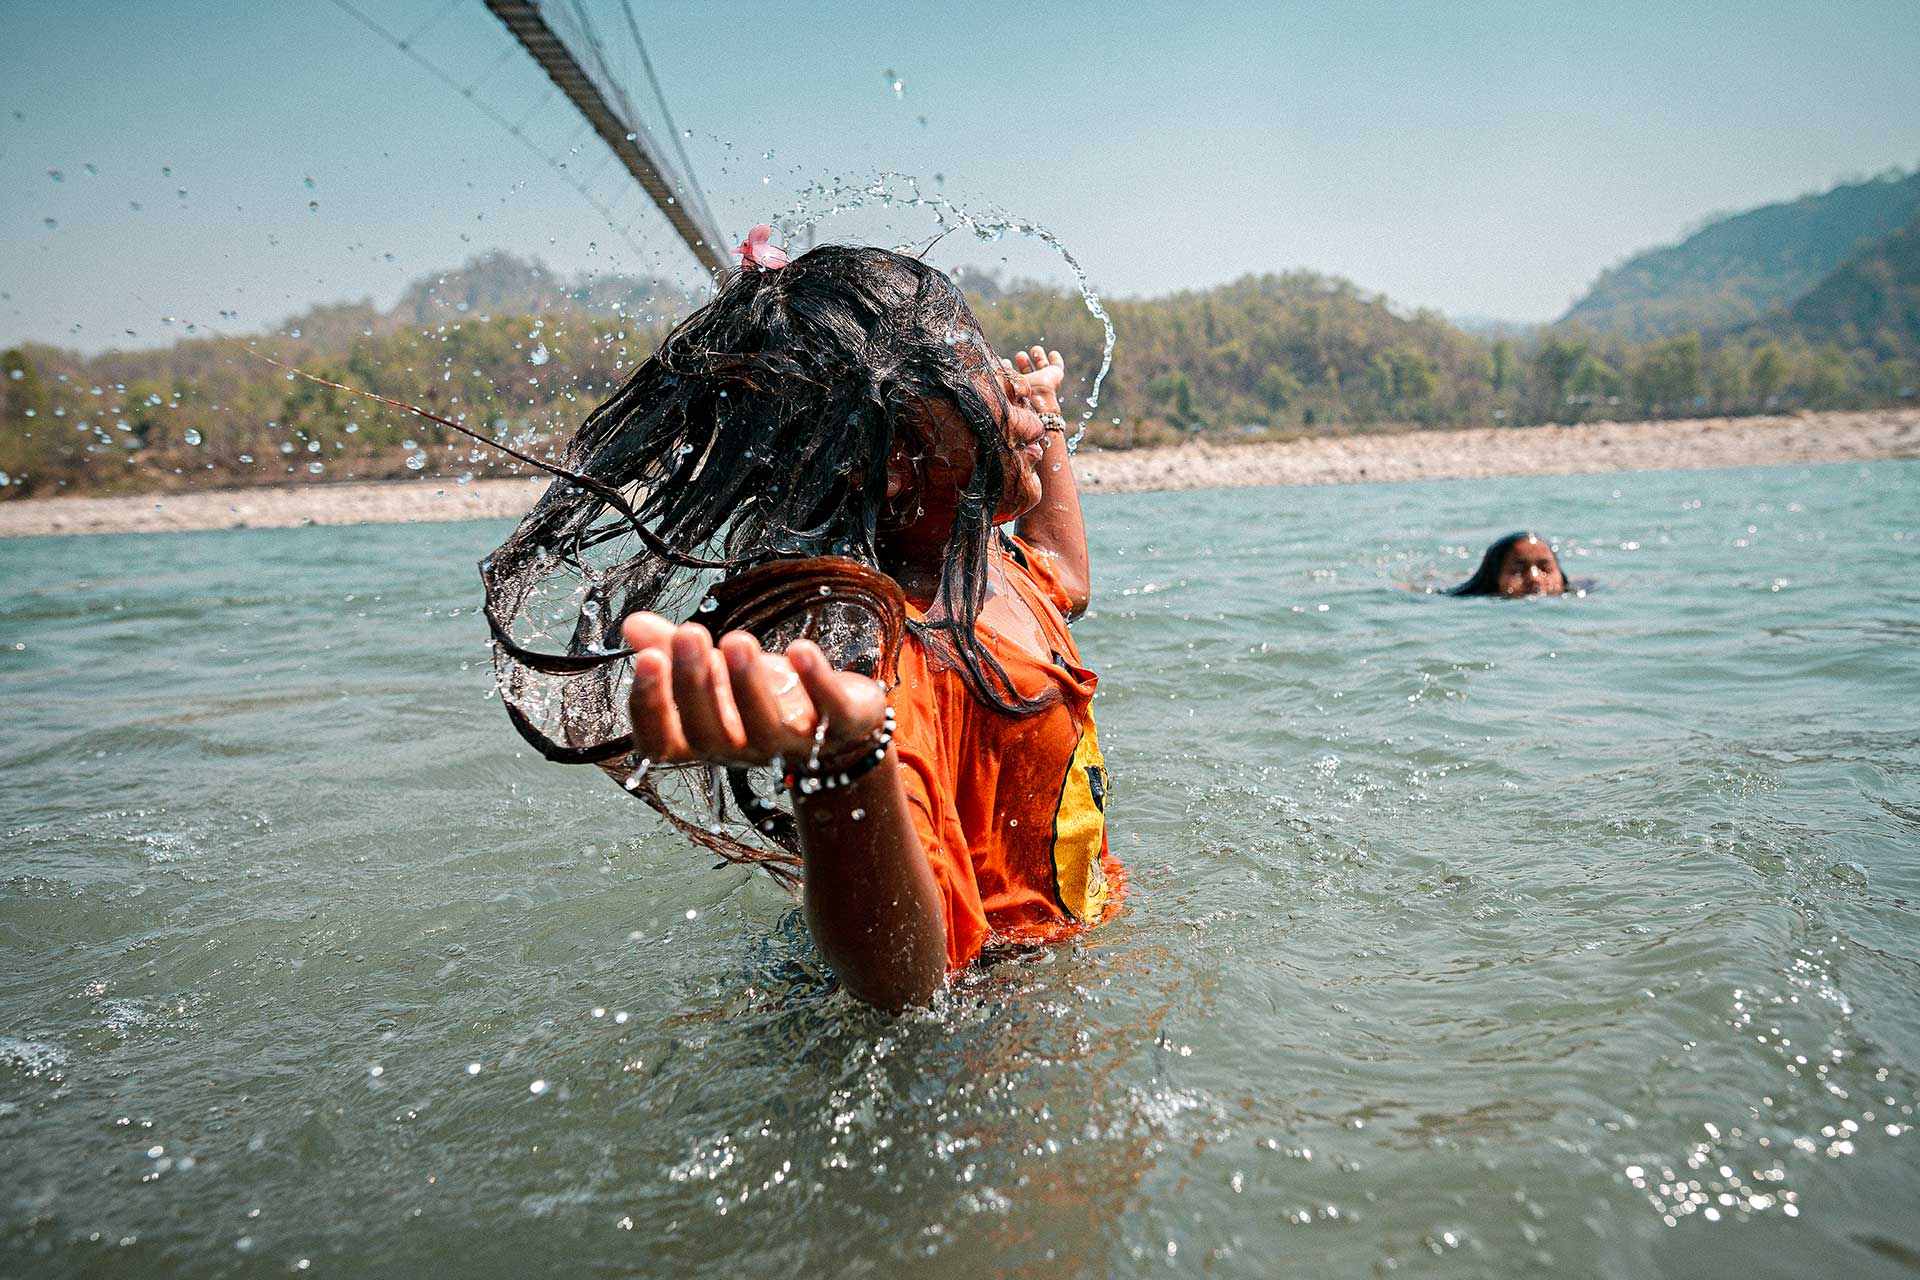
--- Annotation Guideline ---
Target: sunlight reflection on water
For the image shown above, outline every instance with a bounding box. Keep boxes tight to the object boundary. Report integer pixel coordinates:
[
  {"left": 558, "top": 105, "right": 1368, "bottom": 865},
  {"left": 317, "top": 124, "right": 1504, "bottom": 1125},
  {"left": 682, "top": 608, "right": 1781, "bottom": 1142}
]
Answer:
[{"left": 0, "top": 460, "right": 1915, "bottom": 1277}]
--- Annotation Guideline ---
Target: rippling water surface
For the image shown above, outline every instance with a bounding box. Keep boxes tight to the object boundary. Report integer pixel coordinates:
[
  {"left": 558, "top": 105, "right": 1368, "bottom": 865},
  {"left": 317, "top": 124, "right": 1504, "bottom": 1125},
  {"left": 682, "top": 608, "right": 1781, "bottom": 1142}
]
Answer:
[{"left": 3, "top": 460, "right": 1917, "bottom": 1278}]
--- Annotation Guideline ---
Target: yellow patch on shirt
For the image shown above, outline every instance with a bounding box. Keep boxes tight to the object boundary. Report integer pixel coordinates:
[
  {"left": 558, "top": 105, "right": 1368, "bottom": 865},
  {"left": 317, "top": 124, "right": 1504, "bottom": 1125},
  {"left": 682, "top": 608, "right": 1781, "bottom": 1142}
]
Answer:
[{"left": 1049, "top": 711, "right": 1112, "bottom": 921}]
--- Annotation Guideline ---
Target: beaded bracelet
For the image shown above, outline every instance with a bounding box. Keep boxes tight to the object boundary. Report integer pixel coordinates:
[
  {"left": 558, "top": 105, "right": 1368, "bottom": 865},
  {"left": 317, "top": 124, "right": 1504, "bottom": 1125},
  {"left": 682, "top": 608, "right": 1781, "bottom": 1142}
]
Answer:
[
  {"left": 783, "top": 707, "right": 896, "bottom": 796},
  {"left": 1037, "top": 411, "right": 1068, "bottom": 434}
]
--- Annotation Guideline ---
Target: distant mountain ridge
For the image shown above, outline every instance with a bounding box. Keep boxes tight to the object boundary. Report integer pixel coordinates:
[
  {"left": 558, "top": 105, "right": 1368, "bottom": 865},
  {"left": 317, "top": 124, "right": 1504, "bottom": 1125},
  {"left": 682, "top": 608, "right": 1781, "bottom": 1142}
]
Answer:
[
  {"left": 1560, "top": 169, "right": 1920, "bottom": 340},
  {"left": 387, "top": 253, "right": 698, "bottom": 327},
  {"left": 270, "top": 252, "right": 701, "bottom": 346},
  {"left": 1768, "top": 210, "right": 1920, "bottom": 357}
]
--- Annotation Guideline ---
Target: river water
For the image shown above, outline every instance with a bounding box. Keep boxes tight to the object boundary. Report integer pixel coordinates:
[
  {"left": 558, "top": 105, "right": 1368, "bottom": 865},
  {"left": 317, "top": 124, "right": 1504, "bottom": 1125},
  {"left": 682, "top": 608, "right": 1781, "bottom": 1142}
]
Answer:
[{"left": 2, "top": 459, "right": 1916, "bottom": 1277}]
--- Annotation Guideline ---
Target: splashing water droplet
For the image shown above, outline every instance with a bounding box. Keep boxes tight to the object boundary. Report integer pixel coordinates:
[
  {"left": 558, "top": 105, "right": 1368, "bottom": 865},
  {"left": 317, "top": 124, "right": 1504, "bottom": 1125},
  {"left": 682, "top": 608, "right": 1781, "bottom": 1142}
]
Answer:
[
  {"left": 528, "top": 343, "right": 550, "bottom": 366},
  {"left": 776, "top": 174, "right": 1114, "bottom": 449},
  {"left": 696, "top": 596, "right": 718, "bottom": 613},
  {"left": 405, "top": 451, "right": 428, "bottom": 471},
  {"left": 183, "top": 429, "right": 202, "bottom": 446}
]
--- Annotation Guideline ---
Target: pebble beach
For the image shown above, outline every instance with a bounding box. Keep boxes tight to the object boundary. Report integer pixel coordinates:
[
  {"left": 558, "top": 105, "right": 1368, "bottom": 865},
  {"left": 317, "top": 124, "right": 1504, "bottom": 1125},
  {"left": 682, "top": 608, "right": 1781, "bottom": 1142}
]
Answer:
[{"left": 2, "top": 408, "right": 1913, "bottom": 539}]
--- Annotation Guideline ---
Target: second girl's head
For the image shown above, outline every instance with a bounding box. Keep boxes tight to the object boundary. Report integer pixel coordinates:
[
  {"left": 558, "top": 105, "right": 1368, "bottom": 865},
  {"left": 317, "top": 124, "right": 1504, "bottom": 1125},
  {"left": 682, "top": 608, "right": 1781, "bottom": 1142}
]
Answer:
[{"left": 1449, "top": 532, "right": 1569, "bottom": 597}]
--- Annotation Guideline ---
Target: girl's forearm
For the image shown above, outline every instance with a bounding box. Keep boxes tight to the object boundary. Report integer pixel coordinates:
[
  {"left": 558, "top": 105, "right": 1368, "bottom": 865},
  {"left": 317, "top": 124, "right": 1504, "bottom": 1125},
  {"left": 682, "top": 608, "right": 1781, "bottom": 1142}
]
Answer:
[
  {"left": 1014, "top": 426, "right": 1091, "bottom": 617},
  {"left": 794, "top": 748, "right": 947, "bottom": 1010}
]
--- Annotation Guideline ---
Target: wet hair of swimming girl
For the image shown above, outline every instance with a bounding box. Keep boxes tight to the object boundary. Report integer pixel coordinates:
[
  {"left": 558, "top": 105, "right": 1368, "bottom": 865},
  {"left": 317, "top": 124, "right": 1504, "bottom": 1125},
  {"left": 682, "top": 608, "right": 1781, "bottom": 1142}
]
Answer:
[
  {"left": 480, "top": 242, "right": 1115, "bottom": 1009},
  {"left": 1447, "top": 531, "right": 1569, "bottom": 597}
]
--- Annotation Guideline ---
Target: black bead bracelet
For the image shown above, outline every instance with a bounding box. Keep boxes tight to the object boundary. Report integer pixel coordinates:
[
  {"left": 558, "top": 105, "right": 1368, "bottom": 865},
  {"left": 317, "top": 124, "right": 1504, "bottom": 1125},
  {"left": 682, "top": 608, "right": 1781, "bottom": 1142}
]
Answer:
[{"left": 783, "top": 707, "right": 896, "bottom": 796}]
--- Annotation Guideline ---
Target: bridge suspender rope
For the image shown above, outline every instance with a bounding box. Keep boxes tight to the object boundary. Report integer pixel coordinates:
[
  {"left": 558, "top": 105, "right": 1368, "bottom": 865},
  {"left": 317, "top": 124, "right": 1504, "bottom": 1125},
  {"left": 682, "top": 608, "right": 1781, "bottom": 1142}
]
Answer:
[{"left": 482, "top": 0, "right": 728, "bottom": 275}]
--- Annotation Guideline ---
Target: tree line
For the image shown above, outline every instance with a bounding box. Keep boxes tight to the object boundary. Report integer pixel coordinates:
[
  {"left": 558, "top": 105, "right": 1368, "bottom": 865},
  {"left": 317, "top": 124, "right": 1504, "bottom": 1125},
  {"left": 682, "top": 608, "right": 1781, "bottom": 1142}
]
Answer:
[{"left": 3, "top": 270, "right": 1913, "bottom": 498}]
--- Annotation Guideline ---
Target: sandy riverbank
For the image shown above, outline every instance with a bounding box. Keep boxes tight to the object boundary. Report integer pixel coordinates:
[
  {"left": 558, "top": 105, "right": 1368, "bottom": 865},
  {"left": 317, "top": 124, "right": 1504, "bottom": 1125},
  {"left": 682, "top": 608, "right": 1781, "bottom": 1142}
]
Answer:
[{"left": 2, "top": 409, "right": 1914, "bottom": 539}]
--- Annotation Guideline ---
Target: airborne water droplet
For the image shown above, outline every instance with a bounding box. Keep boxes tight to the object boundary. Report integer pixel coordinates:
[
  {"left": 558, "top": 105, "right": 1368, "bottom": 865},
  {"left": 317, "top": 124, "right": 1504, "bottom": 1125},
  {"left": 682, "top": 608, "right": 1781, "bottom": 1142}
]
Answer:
[
  {"left": 183, "top": 429, "right": 202, "bottom": 446},
  {"left": 528, "top": 343, "right": 550, "bottom": 366}
]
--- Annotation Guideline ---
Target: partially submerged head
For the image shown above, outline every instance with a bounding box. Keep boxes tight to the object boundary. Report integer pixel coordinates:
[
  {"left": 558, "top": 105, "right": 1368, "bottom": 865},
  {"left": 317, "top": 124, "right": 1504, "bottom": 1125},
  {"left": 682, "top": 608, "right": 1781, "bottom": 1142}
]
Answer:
[{"left": 1448, "top": 531, "right": 1569, "bottom": 598}]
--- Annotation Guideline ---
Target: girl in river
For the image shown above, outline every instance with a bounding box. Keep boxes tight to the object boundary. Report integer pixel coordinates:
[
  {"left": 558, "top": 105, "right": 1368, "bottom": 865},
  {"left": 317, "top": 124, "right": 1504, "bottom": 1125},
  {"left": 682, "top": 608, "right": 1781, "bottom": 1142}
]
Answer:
[
  {"left": 1446, "top": 531, "right": 1571, "bottom": 597},
  {"left": 482, "top": 234, "right": 1118, "bottom": 1011}
]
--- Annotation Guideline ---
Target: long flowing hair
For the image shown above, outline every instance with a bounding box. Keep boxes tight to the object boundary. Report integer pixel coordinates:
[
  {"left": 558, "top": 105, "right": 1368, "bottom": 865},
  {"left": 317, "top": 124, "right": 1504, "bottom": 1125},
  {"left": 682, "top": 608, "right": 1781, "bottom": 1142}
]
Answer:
[{"left": 481, "top": 245, "right": 1045, "bottom": 880}]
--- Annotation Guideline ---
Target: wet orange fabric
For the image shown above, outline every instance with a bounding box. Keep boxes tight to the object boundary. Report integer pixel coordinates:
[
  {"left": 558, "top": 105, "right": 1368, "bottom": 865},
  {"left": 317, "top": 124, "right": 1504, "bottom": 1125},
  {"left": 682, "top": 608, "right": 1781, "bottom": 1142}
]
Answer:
[{"left": 891, "top": 535, "right": 1123, "bottom": 971}]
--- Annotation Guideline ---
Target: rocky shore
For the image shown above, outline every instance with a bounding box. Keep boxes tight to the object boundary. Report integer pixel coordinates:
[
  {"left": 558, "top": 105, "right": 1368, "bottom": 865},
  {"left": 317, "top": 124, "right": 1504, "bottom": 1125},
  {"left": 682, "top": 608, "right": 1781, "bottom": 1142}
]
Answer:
[{"left": 3, "top": 409, "right": 1913, "bottom": 539}]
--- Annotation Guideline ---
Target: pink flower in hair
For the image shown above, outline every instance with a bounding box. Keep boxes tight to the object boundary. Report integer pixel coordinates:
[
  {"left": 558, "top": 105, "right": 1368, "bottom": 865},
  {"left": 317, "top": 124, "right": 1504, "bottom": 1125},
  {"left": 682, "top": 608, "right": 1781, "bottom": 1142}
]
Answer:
[{"left": 731, "top": 224, "right": 790, "bottom": 271}]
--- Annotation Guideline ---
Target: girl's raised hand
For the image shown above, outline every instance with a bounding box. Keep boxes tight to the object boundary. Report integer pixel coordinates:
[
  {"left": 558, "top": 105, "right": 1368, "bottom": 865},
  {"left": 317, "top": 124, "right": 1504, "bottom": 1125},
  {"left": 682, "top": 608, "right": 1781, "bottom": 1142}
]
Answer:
[
  {"left": 1007, "top": 345, "right": 1065, "bottom": 414},
  {"left": 619, "top": 612, "right": 889, "bottom": 770}
]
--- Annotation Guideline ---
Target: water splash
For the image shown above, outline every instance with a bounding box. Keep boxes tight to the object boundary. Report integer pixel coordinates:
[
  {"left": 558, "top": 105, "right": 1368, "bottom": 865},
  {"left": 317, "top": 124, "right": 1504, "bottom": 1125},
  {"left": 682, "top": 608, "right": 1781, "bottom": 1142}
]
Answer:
[{"left": 773, "top": 174, "right": 1115, "bottom": 452}]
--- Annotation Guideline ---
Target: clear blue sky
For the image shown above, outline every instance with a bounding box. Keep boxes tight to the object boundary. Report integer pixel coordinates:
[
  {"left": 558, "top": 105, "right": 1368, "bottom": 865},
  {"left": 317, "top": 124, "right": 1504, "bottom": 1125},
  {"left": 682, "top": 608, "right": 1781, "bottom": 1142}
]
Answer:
[{"left": 3, "top": 0, "right": 1917, "bottom": 353}]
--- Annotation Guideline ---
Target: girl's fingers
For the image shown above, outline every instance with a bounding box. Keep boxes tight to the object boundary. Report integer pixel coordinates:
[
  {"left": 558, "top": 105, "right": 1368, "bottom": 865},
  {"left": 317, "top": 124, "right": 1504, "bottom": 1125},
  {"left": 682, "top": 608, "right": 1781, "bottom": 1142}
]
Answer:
[
  {"left": 722, "top": 633, "right": 812, "bottom": 751},
  {"left": 668, "top": 623, "right": 742, "bottom": 757},
  {"left": 707, "top": 647, "right": 748, "bottom": 745},
  {"left": 788, "top": 641, "right": 887, "bottom": 748},
  {"left": 620, "top": 610, "right": 675, "bottom": 655},
  {"left": 1048, "top": 349, "right": 1063, "bottom": 368},
  {"left": 628, "top": 647, "right": 690, "bottom": 760}
]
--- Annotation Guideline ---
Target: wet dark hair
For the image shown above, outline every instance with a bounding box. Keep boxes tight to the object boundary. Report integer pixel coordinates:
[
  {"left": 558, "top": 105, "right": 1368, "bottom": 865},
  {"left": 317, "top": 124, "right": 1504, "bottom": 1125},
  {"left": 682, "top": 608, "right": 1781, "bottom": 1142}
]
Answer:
[
  {"left": 1446, "top": 531, "right": 1568, "bottom": 596},
  {"left": 478, "top": 245, "right": 1046, "bottom": 878}
]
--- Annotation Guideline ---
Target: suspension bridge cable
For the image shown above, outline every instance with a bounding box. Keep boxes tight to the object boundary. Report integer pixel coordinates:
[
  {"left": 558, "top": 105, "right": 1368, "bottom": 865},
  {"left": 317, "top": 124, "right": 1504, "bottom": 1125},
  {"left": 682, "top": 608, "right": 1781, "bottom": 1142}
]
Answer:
[
  {"left": 615, "top": 0, "right": 724, "bottom": 243},
  {"left": 325, "top": 0, "right": 658, "bottom": 264},
  {"left": 399, "top": 0, "right": 466, "bottom": 48},
  {"left": 480, "top": 0, "right": 726, "bottom": 271}
]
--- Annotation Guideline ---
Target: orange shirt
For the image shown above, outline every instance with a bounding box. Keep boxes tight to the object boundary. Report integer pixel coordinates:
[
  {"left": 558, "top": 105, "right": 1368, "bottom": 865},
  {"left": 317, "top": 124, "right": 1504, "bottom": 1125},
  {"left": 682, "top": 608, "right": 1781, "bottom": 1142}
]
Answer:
[{"left": 891, "top": 535, "right": 1122, "bottom": 971}]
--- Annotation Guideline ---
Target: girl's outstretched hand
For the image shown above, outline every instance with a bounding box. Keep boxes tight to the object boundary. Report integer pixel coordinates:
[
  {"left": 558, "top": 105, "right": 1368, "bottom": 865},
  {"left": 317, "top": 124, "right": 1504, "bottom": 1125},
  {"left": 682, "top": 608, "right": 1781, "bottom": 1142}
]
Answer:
[{"left": 619, "top": 613, "right": 889, "bottom": 770}]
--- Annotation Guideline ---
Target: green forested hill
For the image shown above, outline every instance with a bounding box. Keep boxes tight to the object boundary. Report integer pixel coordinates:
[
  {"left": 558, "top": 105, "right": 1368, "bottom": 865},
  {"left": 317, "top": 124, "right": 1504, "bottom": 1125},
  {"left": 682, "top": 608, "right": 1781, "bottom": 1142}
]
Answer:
[
  {"left": 1768, "top": 211, "right": 1920, "bottom": 357},
  {"left": 1561, "top": 169, "right": 1920, "bottom": 340}
]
